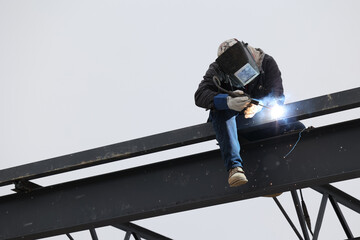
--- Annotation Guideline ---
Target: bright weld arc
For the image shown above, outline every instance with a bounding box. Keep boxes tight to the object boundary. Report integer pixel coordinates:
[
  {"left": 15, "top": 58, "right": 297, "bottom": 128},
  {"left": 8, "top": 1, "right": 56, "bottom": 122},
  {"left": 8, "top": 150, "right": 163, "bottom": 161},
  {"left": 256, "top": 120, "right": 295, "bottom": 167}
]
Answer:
[{"left": 270, "top": 104, "right": 285, "bottom": 119}]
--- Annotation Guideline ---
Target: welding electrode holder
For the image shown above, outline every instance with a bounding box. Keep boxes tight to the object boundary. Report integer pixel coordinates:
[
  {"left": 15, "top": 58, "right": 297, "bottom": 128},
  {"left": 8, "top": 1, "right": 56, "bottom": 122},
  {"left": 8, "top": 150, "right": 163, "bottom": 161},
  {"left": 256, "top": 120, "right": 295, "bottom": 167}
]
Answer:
[{"left": 212, "top": 75, "right": 264, "bottom": 107}]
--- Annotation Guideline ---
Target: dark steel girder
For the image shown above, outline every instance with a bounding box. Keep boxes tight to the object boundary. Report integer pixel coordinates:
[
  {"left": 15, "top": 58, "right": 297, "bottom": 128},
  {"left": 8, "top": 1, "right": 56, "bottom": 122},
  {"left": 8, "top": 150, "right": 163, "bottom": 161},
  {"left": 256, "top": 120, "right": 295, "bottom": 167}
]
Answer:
[
  {"left": 273, "top": 197, "right": 303, "bottom": 240},
  {"left": 312, "top": 184, "right": 360, "bottom": 214},
  {"left": 112, "top": 222, "right": 172, "bottom": 240},
  {"left": 291, "top": 190, "right": 310, "bottom": 240},
  {"left": 0, "top": 118, "right": 360, "bottom": 240},
  {"left": 0, "top": 87, "right": 359, "bottom": 187}
]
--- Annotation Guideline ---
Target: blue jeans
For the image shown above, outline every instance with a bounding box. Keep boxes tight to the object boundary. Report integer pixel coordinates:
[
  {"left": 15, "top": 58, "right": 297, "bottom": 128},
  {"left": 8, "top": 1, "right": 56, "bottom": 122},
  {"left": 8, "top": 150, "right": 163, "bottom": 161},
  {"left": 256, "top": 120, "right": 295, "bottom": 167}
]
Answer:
[
  {"left": 209, "top": 109, "right": 305, "bottom": 172},
  {"left": 209, "top": 110, "right": 243, "bottom": 171}
]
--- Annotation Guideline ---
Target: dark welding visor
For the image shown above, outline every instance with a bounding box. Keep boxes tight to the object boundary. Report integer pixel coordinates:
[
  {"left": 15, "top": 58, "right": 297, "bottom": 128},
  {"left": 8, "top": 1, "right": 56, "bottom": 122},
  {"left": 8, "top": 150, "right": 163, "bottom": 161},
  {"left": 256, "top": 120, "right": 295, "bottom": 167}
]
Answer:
[{"left": 216, "top": 41, "right": 260, "bottom": 88}]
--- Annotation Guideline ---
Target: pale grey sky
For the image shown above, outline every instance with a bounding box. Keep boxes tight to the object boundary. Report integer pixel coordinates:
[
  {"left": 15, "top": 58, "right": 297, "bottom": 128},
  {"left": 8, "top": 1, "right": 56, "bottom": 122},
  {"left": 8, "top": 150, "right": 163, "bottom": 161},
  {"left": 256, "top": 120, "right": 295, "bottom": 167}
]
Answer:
[{"left": 0, "top": 0, "right": 360, "bottom": 239}]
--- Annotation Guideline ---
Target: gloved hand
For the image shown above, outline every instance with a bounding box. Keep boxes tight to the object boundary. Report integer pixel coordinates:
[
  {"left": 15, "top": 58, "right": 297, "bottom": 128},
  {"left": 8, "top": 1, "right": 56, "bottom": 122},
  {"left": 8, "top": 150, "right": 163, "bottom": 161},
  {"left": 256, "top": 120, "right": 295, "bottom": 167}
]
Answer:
[
  {"left": 244, "top": 103, "right": 263, "bottom": 118},
  {"left": 227, "top": 90, "right": 250, "bottom": 112}
]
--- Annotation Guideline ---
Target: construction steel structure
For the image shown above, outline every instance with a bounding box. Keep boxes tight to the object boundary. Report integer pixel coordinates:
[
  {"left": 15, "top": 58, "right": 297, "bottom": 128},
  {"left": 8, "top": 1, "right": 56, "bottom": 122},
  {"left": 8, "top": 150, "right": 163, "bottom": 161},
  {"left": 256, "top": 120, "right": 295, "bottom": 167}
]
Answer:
[{"left": 0, "top": 87, "right": 360, "bottom": 240}]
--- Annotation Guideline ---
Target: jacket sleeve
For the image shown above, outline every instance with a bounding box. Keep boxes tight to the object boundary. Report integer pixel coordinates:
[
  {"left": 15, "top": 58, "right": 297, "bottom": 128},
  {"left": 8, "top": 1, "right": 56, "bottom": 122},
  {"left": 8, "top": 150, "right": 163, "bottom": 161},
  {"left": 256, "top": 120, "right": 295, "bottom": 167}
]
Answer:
[
  {"left": 262, "top": 55, "right": 285, "bottom": 104},
  {"left": 194, "top": 63, "right": 222, "bottom": 110}
]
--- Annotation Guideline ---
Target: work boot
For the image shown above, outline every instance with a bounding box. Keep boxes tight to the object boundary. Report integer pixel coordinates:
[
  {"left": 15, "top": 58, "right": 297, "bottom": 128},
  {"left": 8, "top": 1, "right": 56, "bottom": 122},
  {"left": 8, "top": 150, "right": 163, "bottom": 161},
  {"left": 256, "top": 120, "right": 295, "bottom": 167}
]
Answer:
[{"left": 228, "top": 167, "right": 248, "bottom": 187}]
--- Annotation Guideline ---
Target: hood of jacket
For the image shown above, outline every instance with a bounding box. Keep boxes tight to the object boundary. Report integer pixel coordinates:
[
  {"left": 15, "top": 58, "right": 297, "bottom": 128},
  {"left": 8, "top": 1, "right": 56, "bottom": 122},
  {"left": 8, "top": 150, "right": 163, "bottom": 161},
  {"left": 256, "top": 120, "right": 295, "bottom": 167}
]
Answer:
[{"left": 247, "top": 45, "right": 265, "bottom": 72}]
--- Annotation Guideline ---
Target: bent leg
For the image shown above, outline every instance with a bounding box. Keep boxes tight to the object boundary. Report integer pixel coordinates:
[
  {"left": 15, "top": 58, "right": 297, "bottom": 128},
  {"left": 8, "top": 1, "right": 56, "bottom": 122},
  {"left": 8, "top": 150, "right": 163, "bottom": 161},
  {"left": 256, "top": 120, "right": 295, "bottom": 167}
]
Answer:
[{"left": 210, "top": 110, "right": 243, "bottom": 171}]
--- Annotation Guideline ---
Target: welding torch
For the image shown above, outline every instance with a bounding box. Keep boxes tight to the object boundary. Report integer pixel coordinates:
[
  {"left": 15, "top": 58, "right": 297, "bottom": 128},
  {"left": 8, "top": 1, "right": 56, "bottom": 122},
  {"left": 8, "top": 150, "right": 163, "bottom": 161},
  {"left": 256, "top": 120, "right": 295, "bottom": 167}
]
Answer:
[{"left": 212, "top": 76, "right": 270, "bottom": 109}]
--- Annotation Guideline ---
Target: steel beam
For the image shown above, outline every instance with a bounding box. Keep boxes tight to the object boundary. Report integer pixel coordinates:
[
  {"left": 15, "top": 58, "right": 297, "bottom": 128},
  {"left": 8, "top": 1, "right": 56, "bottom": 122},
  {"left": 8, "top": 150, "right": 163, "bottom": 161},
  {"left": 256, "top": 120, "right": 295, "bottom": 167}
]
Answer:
[
  {"left": 1, "top": 118, "right": 360, "bottom": 240},
  {"left": 291, "top": 190, "right": 310, "bottom": 240},
  {"left": 124, "top": 232, "right": 141, "bottom": 240},
  {"left": 0, "top": 87, "right": 359, "bottom": 187},
  {"left": 133, "top": 233, "right": 141, "bottom": 240},
  {"left": 66, "top": 233, "right": 74, "bottom": 240},
  {"left": 273, "top": 197, "right": 303, "bottom": 240},
  {"left": 329, "top": 196, "right": 354, "bottom": 239},
  {"left": 312, "top": 193, "right": 328, "bottom": 240},
  {"left": 89, "top": 229, "right": 99, "bottom": 240},
  {"left": 0, "top": 123, "right": 214, "bottom": 187},
  {"left": 124, "top": 232, "right": 131, "bottom": 240},
  {"left": 113, "top": 222, "right": 172, "bottom": 240},
  {"left": 312, "top": 184, "right": 360, "bottom": 214},
  {"left": 238, "top": 87, "right": 360, "bottom": 133}
]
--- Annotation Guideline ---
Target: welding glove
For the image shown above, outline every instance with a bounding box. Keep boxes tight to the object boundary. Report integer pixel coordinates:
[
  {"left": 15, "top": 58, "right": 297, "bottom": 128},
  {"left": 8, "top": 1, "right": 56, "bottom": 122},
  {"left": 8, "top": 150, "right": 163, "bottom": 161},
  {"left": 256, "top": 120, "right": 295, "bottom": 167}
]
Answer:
[
  {"left": 244, "top": 103, "right": 263, "bottom": 118},
  {"left": 227, "top": 90, "right": 250, "bottom": 112}
]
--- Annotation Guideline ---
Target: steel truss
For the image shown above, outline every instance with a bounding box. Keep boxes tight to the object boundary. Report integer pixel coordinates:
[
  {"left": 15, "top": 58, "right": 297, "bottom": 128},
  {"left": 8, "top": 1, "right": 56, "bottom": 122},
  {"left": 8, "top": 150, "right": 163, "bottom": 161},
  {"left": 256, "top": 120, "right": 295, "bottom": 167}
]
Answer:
[
  {"left": 273, "top": 184, "right": 360, "bottom": 240},
  {"left": 0, "top": 87, "right": 359, "bottom": 239}
]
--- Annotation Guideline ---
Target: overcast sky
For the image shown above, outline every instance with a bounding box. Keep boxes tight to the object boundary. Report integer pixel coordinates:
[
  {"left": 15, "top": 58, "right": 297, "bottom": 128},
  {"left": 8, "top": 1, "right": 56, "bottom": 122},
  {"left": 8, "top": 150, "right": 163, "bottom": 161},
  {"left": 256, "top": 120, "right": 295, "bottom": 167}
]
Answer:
[{"left": 1, "top": 0, "right": 360, "bottom": 239}]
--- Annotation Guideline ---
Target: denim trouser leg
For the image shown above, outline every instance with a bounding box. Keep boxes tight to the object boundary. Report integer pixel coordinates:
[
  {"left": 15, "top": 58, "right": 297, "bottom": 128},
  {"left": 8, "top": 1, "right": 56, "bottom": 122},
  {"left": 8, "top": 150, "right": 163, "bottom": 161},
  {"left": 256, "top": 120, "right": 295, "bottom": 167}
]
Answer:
[{"left": 210, "top": 110, "right": 243, "bottom": 171}]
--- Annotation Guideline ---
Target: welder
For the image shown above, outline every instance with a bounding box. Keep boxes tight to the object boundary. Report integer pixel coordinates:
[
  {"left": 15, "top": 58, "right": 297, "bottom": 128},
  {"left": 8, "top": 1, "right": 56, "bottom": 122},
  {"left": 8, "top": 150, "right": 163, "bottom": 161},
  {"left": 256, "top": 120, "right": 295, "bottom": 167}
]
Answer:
[{"left": 194, "top": 38, "right": 286, "bottom": 187}]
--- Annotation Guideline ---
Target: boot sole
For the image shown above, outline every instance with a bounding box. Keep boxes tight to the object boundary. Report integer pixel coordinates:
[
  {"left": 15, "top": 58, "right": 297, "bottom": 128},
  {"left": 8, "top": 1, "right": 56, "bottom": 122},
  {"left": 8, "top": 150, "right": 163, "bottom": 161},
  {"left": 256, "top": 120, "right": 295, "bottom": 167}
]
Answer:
[
  {"left": 262, "top": 192, "right": 283, "bottom": 197},
  {"left": 229, "top": 178, "right": 248, "bottom": 187}
]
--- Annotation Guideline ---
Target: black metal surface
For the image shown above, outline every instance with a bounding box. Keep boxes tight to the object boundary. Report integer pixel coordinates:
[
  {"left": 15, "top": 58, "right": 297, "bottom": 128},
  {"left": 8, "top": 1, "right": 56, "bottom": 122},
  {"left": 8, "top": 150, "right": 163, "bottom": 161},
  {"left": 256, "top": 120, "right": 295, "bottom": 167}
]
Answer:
[
  {"left": 299, "top": 190, "right": 313, "bottom": 236},
  {"left": 0, "top": 87, "right": 359, "bottom": 187},
  {"left": 13, "top": 180, "right": 42, "bottom": 193},
  {"left": 239, "top": 87, "right": 360, "bottom": 133},
  {"left": 113, "top": 223, "right": 172, "bottom": 240},
  {"left": 273, "top": 197, "right": 303, "bottom": 240},
  {"left": 0, "top": 123, "right": 214, "bottom": 187},
  {"left": 89, "top": 229, "right": 98, "bottom": 240},
  {"left": 66, "top": 233, "right": 74, "bottom": 240},
  {"left": 1, "top": 118, "right": 360, "bottom": 240},
  {"left": 329, "top": 196, "right": 354, "bottom": 239},
  {"left": 291, "top": 190, "right": 310, "bottom": 240},
  {"left": 133, "top": 233, "right": 141, "bottom": 240},
  {"left": 312, "top": 194, "right": 328, "bottom": 240},
  {"left": 312, "top": 184, "right": 360, "bottom": 214},
  {"left": 124, "top": 232, "right": 131, "bottom": 240}
]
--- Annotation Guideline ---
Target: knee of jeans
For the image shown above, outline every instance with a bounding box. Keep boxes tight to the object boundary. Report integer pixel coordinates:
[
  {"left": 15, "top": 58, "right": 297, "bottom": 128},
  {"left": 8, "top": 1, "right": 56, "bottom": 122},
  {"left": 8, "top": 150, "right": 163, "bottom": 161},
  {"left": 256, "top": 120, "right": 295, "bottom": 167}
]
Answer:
[{"left": 210, "top": 109, "right": 238, "bottom": 122}]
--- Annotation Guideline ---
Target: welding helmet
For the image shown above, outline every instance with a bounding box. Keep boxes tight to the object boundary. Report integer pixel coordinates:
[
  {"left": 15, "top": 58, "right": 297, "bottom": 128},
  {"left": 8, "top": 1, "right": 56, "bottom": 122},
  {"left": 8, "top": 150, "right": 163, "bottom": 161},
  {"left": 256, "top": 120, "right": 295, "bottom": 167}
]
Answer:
[{"left": 216, "top": 39, "right": 260, "bottom": 88}]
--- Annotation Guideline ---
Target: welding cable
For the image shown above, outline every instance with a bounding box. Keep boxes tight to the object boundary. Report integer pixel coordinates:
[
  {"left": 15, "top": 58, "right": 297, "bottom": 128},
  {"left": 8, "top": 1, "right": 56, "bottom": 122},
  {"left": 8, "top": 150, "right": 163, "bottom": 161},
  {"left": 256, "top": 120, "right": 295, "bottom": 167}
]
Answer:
[
  {"left": 213, "top": 76, "right": 239, "bottom": 98},
  {"left": 283, "top": 127, "right": 307, "bottom": 158}
]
